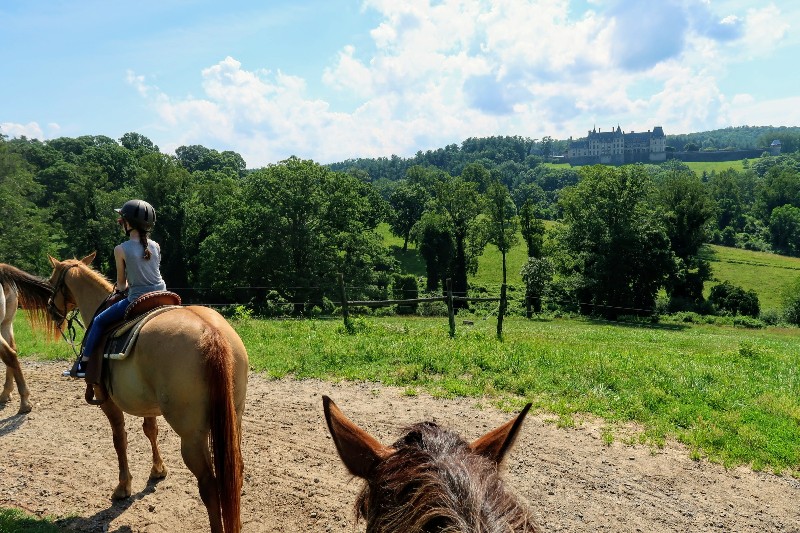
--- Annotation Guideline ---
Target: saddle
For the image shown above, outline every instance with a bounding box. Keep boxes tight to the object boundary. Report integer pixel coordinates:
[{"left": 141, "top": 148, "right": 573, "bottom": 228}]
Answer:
[{"left": 84, "top": 291, "right": 182, "bottom": 404}]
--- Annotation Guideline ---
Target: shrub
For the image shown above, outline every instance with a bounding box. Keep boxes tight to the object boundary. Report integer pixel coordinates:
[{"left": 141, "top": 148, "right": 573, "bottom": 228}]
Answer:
[
  {"left": 709, "top": 281, "right": 760, "bottom": 318},
  {"left": 782, "top": 277, "right": 800, "bottom": 326},
  {"left": 391, "top": 273, "right": 419, "bottom": 315}
]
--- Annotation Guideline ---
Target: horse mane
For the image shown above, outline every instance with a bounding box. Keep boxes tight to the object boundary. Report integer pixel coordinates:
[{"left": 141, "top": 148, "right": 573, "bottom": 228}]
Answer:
[
  {"left": 60, "top": 259, "right": 114, "bottom": 292},
  {"left": 357, "top": 421, "right": 538, "bottom": 533},
  {"left": 0, "top": 263, "right": 56, "bottom": 336}
]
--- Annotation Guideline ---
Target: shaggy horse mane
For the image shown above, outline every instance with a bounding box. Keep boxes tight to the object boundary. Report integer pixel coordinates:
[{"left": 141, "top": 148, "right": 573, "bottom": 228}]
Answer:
[{"left": 356, "top": 421, "right": 537, "bottom": 533}]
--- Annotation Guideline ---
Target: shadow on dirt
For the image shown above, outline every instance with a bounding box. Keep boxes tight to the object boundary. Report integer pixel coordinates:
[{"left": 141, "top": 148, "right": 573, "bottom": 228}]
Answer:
[{"left": 54, "top": 477, "right": 165, "bottom": 533}]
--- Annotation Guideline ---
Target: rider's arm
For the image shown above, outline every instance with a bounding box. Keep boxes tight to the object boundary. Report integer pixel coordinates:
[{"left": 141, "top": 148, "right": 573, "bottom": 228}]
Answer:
[{"left": 114, "top": 245, "right": 128, "bottom": 293}]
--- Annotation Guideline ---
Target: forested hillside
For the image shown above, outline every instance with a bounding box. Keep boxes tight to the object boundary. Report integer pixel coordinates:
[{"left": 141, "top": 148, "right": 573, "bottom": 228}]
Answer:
[{"left": 2, "top": 129, "right": 800, "bottom": 323}]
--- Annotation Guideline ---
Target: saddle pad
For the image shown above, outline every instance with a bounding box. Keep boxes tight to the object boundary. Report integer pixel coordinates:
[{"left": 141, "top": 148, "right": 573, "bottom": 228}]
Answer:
[{"left": 103, "top": 305, "right": 181, "bottom": 361}]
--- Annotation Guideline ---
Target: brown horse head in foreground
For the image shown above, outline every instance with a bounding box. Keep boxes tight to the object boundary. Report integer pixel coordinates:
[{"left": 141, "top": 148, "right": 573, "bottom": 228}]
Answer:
[
  {"left": 0, "top": 263, "right": 54, "bottom": 414},
  {"left": 46, "top": 254, "right": 248, "bottom": 533},
  {"left": 323, "top": 396, "right": 538, "bottom": 532}
]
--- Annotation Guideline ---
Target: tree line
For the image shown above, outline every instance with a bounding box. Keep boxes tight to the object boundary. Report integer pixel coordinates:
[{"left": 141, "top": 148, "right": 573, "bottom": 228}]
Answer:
[{"left": 2, "top": 131, "right": 799, "bottom": 322}]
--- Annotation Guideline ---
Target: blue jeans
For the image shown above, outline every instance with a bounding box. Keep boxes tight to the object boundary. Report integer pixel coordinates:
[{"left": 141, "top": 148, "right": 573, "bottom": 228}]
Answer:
[{"left": 82, "top": 298, "right": 130, "bottom": 359}]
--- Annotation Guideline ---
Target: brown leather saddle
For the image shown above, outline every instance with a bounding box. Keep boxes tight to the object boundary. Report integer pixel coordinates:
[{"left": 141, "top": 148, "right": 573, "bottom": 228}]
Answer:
[{"left": 84, "top": 291, "right": 181, "bottom": 404}]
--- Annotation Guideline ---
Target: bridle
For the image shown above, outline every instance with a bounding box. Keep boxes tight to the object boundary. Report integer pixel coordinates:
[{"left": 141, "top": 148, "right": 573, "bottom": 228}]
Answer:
[{"left": 47, "top": 263, "right": 85, "bottom": 357}]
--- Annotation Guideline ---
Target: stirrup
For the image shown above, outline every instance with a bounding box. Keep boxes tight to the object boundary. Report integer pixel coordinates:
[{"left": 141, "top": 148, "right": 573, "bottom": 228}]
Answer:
[{"left": 63, "top": 357, "right": 87, "bottom": 378}]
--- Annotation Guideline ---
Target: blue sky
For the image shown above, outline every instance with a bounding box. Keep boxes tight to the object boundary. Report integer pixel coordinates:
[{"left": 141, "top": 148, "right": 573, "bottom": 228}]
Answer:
[{"left": 2, "top": 0, "right": 799, "bottom": 167}]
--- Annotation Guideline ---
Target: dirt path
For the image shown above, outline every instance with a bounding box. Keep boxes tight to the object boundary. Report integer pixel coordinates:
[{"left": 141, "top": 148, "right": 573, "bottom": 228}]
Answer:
[{"left": 1, "top": 361, "right": 799, "bottom": 532}]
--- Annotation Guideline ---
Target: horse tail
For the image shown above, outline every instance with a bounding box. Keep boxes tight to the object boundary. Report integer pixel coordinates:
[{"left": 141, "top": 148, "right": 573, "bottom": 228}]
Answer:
[
  {"left": 0, "top": 264, "right": 56, "bottom": 337},
  {"left": 196, "top": 317, "right": 243, "bottom": 533}
]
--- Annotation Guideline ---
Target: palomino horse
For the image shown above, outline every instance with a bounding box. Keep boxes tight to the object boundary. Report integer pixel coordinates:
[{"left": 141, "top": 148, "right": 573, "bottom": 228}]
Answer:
[
  {"left": 0, "top": 263, "right": 54, "bottom": 414},
  {"left": 46, "top": 253, "right": 248, "bottom": 533},
  {"left": 323, "top": 396, "right": 538, "bottom": 532}
]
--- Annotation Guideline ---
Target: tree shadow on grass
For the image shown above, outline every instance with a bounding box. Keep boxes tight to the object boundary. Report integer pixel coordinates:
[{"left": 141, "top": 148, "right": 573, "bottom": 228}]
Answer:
[{"left": 584, "top": 317, "right": 691, "bottom": 331}]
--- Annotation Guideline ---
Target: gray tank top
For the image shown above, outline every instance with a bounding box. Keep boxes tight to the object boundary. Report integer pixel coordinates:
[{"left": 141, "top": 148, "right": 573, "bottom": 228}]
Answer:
[{"left": 120, "top": 238, "right": 167, "bottom": 302}]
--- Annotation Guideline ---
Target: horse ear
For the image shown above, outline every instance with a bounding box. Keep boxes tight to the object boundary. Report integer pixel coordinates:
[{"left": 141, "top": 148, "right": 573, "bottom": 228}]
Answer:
[
  {"left": 80, "top": 252, "right": 96, "bottom": 265},
  {"left": 323, "top": 395, "right": 393, "bottom": 479},
  {"left": 470, "top": 403, "right": 532, "bottom": 465},
  {"left": 48, "top": 255, "right": 58, "bottom": 268}
]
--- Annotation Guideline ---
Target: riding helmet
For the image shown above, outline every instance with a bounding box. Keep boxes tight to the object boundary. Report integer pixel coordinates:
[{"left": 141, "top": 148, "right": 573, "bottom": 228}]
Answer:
[{"left": 115, "top": 199, "right": 156, "bottom": 231}]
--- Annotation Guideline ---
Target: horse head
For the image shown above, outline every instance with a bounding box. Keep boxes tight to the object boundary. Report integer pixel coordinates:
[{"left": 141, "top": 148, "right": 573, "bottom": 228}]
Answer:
[{"left": 323, "top": 396, "right": 538, "bottom": 532}]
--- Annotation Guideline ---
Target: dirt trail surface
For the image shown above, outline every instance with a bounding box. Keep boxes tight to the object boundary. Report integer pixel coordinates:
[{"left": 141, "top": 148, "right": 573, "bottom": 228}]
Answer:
[{"left": 1, "top": 361, "right": 799, "bottom": 532}]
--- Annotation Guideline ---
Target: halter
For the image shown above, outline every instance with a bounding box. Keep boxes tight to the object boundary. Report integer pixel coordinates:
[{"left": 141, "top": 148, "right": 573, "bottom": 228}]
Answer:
[{"left": 47, "top": 263, "right": 86, "bottom": 358}]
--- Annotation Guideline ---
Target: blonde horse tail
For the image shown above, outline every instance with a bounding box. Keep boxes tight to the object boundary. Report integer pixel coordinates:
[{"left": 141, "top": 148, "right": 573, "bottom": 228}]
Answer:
[{"left": 197, "top": 320, "right": 243, "bottom": 533}]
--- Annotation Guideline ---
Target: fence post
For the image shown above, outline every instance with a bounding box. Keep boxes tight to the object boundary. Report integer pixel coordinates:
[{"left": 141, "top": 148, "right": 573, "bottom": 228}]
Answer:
[
  {"left": 339, "top": 273, "right": 352, "bottom": 332},
  {"left": 446, "top": 278, "right": 455, "bottom": 338},
  {"left": 497, "top": 283, "right": 507, "bottom": 339}
]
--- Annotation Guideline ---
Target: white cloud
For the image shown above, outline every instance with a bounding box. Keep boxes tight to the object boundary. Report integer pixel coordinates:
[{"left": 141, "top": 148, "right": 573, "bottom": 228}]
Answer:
[
  {"left": 0, "top": 121, "right": 45, "bottom": 140},
  {"left": 127, "top": 0, "right": 797, "bottom": 166}
]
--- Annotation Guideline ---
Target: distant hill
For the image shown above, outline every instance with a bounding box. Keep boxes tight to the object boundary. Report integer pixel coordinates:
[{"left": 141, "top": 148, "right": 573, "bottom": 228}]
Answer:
[
  {"left": 665, "top": 125, "right": 800, "bottom": 152},
  {"left": 328, "top": 126, "right": 799, "bottom": 181}
]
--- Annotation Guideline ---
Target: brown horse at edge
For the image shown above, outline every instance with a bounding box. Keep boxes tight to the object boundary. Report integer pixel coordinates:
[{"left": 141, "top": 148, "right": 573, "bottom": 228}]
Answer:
[
  {"left": 323, "top": 396, "right": 539, "bottom": 532},
  {"left": 45, "top": 253, "right": 248, "bottom": 533},
  {"left": 0, "top": 263, "right": 54, "bottom": 414}
]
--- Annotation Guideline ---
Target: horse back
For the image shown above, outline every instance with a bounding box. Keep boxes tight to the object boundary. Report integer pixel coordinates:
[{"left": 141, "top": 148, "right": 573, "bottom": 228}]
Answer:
[{"left": 106, "top": 306, "right": 248, "bottom": 425}]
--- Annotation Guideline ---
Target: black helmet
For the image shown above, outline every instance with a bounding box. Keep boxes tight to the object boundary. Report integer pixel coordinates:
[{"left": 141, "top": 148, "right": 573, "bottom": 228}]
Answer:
[{"left": 115, "top": 199, "right": 156, "bottom": 231}]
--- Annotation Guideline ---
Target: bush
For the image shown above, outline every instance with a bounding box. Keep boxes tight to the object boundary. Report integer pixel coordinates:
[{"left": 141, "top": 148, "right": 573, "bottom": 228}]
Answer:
[
  {"left": 417, "top": 300, "right": 449, "bottom": 317},
  {"left": 391, "top": 274, "right": 419, "bottom": 315},
  {"left": 709, "top": 281, "right": 760, "bottom": 318},
  {"left": 782, "top": 277, "right": 800, "bottom": 326}
]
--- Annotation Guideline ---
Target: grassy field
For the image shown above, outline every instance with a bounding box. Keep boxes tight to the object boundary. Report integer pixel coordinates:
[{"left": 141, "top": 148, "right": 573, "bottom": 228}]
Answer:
[
  {"left": 684, "top": 159, "right": 749, "bottom": 174},
  {"left": 16, "top": 312, "right": 800, "bottom": 475},
  {"left": 704, "top": 245, "right": 800, "bottom": 310}
]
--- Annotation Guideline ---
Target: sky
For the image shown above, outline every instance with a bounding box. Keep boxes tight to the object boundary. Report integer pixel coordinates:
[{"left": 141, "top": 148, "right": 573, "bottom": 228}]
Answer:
[{"left": 2, "top": 0, "right": 799, "bottom": 168}]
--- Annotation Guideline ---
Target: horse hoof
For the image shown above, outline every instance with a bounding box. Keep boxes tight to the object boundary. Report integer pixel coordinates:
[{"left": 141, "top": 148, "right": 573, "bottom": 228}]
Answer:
[
  {"left": 17, "top": 402, "right": 32, "bottom": 414},
  {"left": 112, "top": 483, "right": 132, "bottom": 500},
  {"left": 149, "top": 466, "right": 168, "bottom": 481}
]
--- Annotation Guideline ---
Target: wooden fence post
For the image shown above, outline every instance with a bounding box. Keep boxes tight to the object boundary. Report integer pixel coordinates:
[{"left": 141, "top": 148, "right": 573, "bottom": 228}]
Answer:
[
  {"left": 339, "top": 273, "right": 352, "bottom": 332},
  {"left": 446, "top": 278, "right": 455, "bottom": 338},
  {"left": 497, "top": 283, "right": 507, "bottom": 339}
]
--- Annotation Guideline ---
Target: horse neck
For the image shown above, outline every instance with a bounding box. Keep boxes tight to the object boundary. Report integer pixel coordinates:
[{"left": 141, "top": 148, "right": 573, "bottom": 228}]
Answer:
[{"left": 68, "top": 273, "right": 112, "bottom": 324}]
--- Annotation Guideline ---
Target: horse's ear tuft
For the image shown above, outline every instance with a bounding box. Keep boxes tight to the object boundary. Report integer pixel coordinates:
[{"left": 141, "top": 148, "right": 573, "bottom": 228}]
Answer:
[
  {"left": 323, "top": 395, "right": 393, "bottom": 480},
  {"left": 48, "top": 255, "right": 58, "bottom": 268},
  {"left": 80, "top": 252, "right": 97, "bottom": 265},
  {"left": 470, "top": 403, "right": 532, "bottom": 465}
]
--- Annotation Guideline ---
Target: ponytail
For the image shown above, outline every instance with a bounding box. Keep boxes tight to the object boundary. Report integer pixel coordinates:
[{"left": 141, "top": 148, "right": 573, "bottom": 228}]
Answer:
[{"left": 139, "top": 232, "right": 152, "bottom": 260}]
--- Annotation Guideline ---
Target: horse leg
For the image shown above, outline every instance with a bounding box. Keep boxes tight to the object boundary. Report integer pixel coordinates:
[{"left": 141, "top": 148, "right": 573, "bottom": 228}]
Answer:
[
  {"left": 142, "top": 416, "right": 168, "bottom": 480},
  {"left": 181, "top": 434, "right": 223, "bottom": 533},
  {"left": 0, "top": 335, "right": 31, "bottom": 414},
  {"left": 99, "top": 400, "right": 133, "bottom": 499}
]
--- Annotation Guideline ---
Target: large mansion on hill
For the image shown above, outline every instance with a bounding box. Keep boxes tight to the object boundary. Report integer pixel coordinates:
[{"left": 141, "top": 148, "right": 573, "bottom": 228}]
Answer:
[{"left": 567, "top": 126, "right": 666, "bottom": 165}]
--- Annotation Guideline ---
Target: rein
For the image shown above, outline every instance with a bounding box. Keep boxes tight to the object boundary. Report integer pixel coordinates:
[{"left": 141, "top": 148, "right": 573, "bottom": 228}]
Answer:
[{"left": 47, "top": 264, "right": 86, "bottom": 358}]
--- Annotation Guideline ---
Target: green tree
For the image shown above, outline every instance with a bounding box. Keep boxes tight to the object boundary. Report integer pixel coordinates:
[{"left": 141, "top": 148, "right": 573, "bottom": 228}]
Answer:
[
  {"left": 0, "top": 139, "right": 58, "bottom": 273},
  {"left": 520, "top": 257, "right": 553, "bottom": 314},
  {"left": 434, "top": 175, "right": 484, "bottom": 305},
  {"left": 769, "top": 204, "right": 800, "bottom": 256},
  {"left": 200, "top": 158, "right": 391, "bottom": 314},
  {"left": 655, "top": 167, "right": 715, "bottom": 308},
  {"left": 484, "top": 180, "right": 519, "bottom": 284},
  {"left": 388, "top": 181, "right": 428, "bottom": 251},
  {"left": 411, "top": 212, "right": 455, "bottom": 292},
  {"left": 554, "top": 165, "right": 674, "bottom": 318}
]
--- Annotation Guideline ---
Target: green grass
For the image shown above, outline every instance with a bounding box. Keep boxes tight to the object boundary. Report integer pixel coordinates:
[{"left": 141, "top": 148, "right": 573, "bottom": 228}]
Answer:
[
  {"left": 704, "top": 245, "right": 800, "bottom": 310},
  {"left": 0, "top": 508, "right": 63, "bottom": 533},
  {"left": 684, "top": 159, "right": 749, "bottom": 174},
  {"left": 229, "top": 315, "right": 800, "bottom": 475}
]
